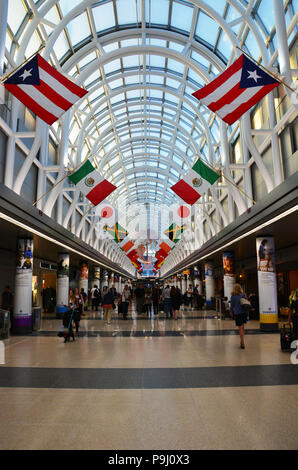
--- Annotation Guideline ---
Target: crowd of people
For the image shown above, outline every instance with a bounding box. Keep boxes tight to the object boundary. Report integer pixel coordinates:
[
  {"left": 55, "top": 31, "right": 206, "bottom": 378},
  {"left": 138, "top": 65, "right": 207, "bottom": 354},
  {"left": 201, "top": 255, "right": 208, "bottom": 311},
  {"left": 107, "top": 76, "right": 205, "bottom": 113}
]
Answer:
[{"left": 1, "top": 281, "right": 297, "bottom": 349}]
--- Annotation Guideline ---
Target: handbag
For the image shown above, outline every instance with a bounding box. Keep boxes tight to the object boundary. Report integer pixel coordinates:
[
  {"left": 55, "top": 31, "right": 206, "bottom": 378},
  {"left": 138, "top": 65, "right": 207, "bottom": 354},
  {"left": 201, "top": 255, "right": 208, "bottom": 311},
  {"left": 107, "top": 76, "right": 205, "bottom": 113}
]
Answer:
[{"left": 240, "top": 297, "right": 251, "bottom": 310}]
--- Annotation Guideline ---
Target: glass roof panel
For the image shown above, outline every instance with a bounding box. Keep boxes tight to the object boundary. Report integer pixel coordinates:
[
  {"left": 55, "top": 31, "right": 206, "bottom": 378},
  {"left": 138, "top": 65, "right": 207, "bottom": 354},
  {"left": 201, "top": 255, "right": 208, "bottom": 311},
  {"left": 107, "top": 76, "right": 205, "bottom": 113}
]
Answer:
[
  {"left": 146, "top": 0, "right": 170, "bottom": 24},
  {"left": 171, "top": 1, "right": 194, "bottom": 32},
  {"left": 7, "top": 0, "right": 27, "bottom": 35},
  {"left": 195, "top": 11, "right": 219, "bottom": 48},
  {"left": 67, "top": 13, "right": 91, "bottom": 46},
  {"left": 93, "top": 3, "right": 116, "bottom": 32}
]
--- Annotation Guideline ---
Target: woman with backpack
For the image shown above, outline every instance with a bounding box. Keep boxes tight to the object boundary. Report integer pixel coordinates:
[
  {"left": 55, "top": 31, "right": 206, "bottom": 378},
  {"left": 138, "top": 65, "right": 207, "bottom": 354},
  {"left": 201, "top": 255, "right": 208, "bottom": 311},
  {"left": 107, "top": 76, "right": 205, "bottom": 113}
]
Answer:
[{"left": 230, "top": 284, "right": 250, "bottom": 349}]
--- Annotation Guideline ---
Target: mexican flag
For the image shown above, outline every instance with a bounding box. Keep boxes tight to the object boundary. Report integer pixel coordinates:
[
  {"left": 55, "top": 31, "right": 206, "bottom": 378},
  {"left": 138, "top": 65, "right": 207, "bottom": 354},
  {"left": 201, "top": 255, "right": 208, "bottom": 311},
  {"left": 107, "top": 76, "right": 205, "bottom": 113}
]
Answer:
[
  {"left": 69, "top": 160, "right": 116, "bottom": 206},
  {"left": 171, "top": 159, "right": 220, "bottom": 205}
]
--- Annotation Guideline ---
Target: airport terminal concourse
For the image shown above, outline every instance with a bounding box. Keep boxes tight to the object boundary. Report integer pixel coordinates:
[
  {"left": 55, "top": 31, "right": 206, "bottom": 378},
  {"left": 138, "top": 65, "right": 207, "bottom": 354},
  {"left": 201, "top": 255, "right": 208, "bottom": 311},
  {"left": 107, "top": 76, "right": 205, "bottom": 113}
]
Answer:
[{"left": 0, "top": 0, "right": 297, "bottom": 452}]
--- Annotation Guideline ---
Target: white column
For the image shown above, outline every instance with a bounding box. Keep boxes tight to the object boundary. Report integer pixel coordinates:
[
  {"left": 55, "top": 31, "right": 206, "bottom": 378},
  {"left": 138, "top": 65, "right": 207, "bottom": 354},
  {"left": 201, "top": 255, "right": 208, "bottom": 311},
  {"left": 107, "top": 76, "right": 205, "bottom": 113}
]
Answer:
[
  {"left": 273, "top": 0, "right": 296, "bottom": 108},
  {"left": 56, "top": 253, "right": 69, "bottom": 315},
  {"left": 13, "top": 239, "right": 34, "bottom": 333},
  {"left": 0, "top": 0, "right": 8, "bottom": 75}
]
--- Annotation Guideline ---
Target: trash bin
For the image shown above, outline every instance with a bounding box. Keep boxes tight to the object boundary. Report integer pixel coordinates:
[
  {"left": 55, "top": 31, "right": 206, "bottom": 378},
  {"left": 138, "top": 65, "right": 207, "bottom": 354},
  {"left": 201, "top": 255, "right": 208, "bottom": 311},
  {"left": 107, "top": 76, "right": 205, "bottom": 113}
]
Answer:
[
  {"left": 32, "top": 307, "right": 42, "bottom": 331},
  {"left": 0, "top": 309, "right": 10, "bottom": 339}
]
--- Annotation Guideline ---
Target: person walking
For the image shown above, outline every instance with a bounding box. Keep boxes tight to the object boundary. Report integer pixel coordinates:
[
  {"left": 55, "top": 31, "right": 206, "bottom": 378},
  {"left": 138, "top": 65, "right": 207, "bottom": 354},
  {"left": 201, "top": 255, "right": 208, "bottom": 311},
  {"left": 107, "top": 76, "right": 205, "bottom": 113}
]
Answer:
[
  {"left": 90, "top": 285, "right": 101, "bottom": 312},
  {"left": 1, "top": 285, "right": 13, "bottom": 331},
  {"left": 135, "top": 283, "right": 145, "bottom": 316},
  {"left": 288, "top": 288, "right": 298, "bottom": 340},
  {"left": 171, "top": 286, "right": 182, "bottom": 320},
  {"left": 63, "top": 288, "right": 75, "bottom": 343},
  {"left": 102, "top": 286, "right": 114, "bottom": 325},
  {"left": 152, "top": 285, "right": 160, "bottom": 316},
  {"left": 186, "top": 284, "right": 194, "bottom": 309},
  {"left": 121, "top": 284, "right": 131, "bottom": 320},
  {"left": 230, "top": 284, "right": 249, "bottom": 349},
  {"left": 144, "top": 288, "right": 152, "bottom": 317},
  {"left": 162, "top": 285, "right": 173, "bottom": 319},
  {"left": 73, "top": 288, "right": 84, "bottom": 336}
]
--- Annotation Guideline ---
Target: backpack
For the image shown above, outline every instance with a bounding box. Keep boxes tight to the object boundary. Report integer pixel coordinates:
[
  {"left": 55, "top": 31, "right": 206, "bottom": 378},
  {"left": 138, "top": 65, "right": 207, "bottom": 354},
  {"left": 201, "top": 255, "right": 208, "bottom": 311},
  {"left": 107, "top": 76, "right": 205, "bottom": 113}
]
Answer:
[{"left": 94, "top": 288, "right": 100, "bottom": 299}]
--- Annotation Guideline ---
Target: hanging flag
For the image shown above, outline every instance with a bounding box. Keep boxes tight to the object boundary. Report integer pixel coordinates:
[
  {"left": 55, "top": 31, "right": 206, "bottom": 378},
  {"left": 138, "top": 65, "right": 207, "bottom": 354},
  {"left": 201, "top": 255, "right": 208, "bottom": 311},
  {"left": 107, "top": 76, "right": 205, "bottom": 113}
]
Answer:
[
  {"left": 95, "top": 202, "right": 117, "bottom": 222},
  {"left": 104, "top": 222, "right": 128, "bottom": 243},
  {"left": 69, "top": 160, "right": 116, "bottom": 206},
  {"left": 4, "top": 53, "right": 87, "bottom": 125},
  {"left": 192, "top": 54, "right": 279, "bottom": 125},
  {"left": 159, "top": 240, "right": 175, "bottom": 253},
  {"left": 120, "top": 239, "right": 135, "bottom": 253},
  {"left": 127, "top": 249, "right": 138, "bottom": 262},
  {"left": 155, "top": 248, "right": 169, "bottom": 261},
  {"left": 164, "top": 223, "right": 186, "bottom": 243},
  {"left": 170, "top": 159, "right": 220, "bottom": 205}
]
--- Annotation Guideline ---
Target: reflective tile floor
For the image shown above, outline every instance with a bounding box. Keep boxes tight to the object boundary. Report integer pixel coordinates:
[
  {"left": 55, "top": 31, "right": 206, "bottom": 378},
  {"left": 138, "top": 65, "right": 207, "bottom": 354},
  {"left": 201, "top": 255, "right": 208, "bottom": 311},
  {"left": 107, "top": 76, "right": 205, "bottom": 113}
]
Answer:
[{"left": 0, "top": 305, "right": 297, "bottom": 450}]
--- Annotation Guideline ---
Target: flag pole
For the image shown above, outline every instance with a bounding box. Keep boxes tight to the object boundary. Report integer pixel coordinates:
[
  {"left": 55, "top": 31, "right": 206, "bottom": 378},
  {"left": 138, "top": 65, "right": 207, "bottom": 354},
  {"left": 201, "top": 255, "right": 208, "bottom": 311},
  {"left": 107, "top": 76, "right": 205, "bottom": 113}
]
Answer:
[
  {"left": 236, "top": 46, "right": 298, "bottom": 96},
  {"left": 32, "top": 152, "right": 92, "bottom": 206},
  {"left": 195, "top": 156, "right": 256, "bottom": 205},
  {"left": 199, "top": 205, "right": 224, "bottom": 229},
  {"left": 70, "top": 204, "right": 93, "bottom": 232},
  {"left": 0, "top": 44, "right": 46, "bottom": 83},
  {"left": 220, "top": 170, "right": 256, "bottom": 204}
]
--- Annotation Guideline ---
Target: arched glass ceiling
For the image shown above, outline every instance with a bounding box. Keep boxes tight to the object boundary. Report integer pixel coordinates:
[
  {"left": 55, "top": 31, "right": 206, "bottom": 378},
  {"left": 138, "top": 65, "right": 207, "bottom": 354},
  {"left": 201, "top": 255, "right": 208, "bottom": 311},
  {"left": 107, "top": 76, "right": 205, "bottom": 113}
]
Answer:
[{"left": 5, "top": 0, "right": 297, "bottom": 211}]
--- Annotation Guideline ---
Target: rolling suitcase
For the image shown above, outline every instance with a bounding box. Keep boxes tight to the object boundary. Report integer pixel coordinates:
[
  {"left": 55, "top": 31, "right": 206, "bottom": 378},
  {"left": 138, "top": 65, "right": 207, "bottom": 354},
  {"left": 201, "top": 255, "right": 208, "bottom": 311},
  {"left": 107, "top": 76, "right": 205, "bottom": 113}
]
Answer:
[{"left": 280, "top": 324, "right": 294, "bottom": 351}]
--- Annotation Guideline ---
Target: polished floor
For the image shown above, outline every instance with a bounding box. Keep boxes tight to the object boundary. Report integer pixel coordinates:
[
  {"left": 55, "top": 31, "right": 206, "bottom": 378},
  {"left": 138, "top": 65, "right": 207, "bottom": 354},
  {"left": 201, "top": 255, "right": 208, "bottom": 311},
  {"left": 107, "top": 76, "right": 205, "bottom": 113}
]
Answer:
[{"left": 0, "top": 304, "right": 297, "bottom": 450}]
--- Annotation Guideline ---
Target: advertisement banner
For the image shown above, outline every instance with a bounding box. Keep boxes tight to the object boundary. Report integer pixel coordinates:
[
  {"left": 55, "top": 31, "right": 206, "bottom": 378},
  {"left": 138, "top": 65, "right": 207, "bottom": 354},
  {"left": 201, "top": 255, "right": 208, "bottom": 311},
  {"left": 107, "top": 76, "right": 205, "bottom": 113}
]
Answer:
[
  {"left": 57, "top": 253, "right": 69, "bottom": 310},
  {"left": 78, "top": 260, "right": 88, "bottom": 293},
  {"left": 205, "top": 261, "right": 215, "bottom": 306},
  {"left": 13, "top": 239, "right": 34, "bottom": 330},
  {"left": 223, "top": 252, "right": 236, "bottom": 300},
  {"left": 256, "top": 237, "right": 278, "bottom": 328}
]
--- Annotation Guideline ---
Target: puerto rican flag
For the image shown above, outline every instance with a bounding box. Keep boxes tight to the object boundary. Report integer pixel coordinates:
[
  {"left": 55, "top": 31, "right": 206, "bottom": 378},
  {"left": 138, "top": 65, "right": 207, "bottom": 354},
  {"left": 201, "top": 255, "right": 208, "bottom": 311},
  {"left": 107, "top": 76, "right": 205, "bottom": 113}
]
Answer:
[
  {"left": 192, "top": 54, "right": 279, "bottom": 125},
  {"left": 4, "top": 54, "right": 87, "bottom": 125}
]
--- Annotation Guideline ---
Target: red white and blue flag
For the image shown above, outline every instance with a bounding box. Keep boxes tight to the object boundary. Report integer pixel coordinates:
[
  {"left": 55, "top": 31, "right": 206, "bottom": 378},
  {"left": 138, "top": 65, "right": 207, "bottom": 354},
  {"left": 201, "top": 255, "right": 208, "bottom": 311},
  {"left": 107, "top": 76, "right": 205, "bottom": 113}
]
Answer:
[
  {"left": 192, "top": 54, "right": 279, "bottom": 125},
  {"left": 4, "top": 53, "right": 87, "bottom": 125}
]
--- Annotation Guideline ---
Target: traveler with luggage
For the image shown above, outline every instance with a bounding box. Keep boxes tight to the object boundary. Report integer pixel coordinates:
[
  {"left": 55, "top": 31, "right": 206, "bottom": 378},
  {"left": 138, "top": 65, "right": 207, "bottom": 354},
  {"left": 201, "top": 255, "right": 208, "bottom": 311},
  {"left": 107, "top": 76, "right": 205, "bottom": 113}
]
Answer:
[{"left": 230, "top": 284, "right": 250, "bottom": 349}]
